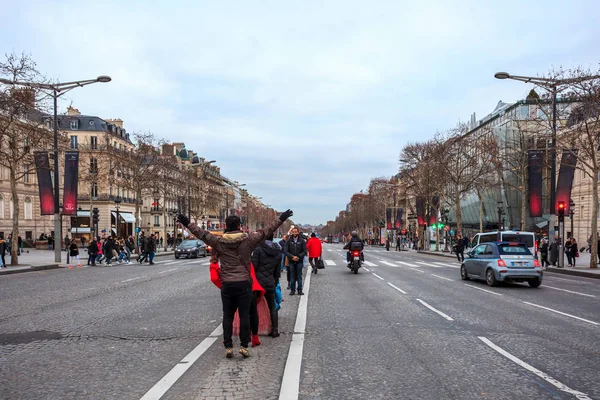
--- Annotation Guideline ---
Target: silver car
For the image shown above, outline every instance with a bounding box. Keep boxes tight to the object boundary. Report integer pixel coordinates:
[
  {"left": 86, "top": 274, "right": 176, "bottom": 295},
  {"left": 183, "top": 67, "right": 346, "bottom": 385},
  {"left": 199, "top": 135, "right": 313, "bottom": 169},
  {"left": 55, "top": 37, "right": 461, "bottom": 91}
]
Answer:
[{"left": 460, "top": 242, "right": 543, "bottom": 288}]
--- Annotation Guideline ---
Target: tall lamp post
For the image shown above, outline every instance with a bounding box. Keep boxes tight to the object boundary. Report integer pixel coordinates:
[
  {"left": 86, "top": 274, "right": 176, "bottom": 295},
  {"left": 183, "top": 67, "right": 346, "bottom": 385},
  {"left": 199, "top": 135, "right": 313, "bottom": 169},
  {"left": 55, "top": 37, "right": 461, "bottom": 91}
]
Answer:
[
  {"left": 0, "top": 75, "right": 111, "bottom": 262},
  {"left": 114, "top": 196, "right": 121, "bottom": 238},
  {"left": 494, "top": 71, "right": 600, "bottom": 247},
  {"left": 569, "top": 199, "right": 575, "bottom": 238}
]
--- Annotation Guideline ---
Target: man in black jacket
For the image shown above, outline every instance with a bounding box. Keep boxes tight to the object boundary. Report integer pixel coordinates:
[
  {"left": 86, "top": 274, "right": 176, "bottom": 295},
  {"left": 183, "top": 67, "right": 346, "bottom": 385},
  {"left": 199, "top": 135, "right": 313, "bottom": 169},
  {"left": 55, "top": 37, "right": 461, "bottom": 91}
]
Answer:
[
  {"left": 284, "top": 228, "right": 307, "bottom": 296},
  {"left": 251, "top": 233, "right": 282, "bottom": 338},
  {"left": 344, "top": 231, "right": 364, "bottom": 267}
]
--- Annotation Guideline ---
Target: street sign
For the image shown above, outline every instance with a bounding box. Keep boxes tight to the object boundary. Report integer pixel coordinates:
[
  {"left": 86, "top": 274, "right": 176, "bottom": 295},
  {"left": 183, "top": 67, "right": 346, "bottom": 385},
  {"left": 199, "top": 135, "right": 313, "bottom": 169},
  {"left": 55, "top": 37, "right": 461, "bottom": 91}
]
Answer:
[
  {"left": 135, "top": 227, "right": 140, "bottom": 233},
  {"left": 444, "top": 225, "right": 450, "bottom": 232},
  {"left": 449, "top": 230, "right": 454, "bottom": 235}
]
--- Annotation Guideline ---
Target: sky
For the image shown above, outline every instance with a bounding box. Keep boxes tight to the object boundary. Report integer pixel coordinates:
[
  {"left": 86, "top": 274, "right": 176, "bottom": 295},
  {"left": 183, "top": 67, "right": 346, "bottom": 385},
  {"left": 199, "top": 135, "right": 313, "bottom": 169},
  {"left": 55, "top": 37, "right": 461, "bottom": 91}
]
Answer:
[{"left": 1, "top": 0, "right": 599, "bottom": 224}]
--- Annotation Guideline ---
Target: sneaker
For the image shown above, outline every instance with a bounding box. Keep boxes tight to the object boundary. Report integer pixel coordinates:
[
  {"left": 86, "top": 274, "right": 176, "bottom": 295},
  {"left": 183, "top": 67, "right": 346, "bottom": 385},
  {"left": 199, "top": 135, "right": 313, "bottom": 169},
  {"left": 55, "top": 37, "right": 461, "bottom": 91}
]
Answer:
[
  {"left": 68, "top": 265, "right": 73, "bottom": 269},
  {"left": 239, "top": 347, "right": 251, "bottom": 358},
  {"left": 225, "top": 348, "right": 234, "bottom": 358},
  {"left": 77, "top": 264, "right": 82, "bottom": 267},
  {"left": 290, "top": 291, "right": 295, "bottom": 296},
  {"left": 298, "top": 290, "right": 304, "bottom": 296}
]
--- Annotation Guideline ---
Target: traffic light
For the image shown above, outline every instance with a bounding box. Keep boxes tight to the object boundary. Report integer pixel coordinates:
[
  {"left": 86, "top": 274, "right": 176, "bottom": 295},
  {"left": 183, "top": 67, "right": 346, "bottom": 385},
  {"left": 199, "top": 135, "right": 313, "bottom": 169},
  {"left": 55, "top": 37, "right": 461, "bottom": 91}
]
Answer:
[
  {"left": 92, "top": 208, "right": 99, "bottom": 224},
  {"left": 557, "top": 201, "right": 565, "bottom": 223}
]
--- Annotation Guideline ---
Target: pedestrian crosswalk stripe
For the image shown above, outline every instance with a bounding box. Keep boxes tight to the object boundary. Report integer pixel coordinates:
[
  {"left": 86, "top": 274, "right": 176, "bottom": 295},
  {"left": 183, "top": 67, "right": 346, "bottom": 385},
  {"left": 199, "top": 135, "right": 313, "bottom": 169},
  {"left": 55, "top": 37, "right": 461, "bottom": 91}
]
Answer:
[
  {"left": 380, "top": 261, "right": 397, "bottom": 267},
  {"left": 397, "top": 261, "right": 417, "bottom": 267},
  {"left": 363, "top": 261, "right": 377, "bottom": 267},
  {"left": 432, "top": 262, "right": 460, "bottom": 269},
  {"left": 325, "top": 260, "right": 336, "bottom": 266}
]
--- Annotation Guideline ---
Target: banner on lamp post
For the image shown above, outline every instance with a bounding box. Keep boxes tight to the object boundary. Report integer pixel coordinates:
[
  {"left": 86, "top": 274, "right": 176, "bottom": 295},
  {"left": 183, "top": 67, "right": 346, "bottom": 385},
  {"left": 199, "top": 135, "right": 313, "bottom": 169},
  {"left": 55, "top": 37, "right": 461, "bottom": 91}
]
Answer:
[
  {"left": 33, "top": 151, "right": 54, "bottom": 215},
  {"left": 429, "top": 196, "right": 439, "bottom": 226},
  {"left": 416, "top": 197, "right": 425, "bottom": 226},
  {"left": 527, "top": 150, "right": 543, "bottom": 217},
  {"left": 395, "top": 208, "right": 402, "bottom": 230},
  {"left": 555, "top": 150, "right": 578, "bottom": 214},
  {"left": 386, "top": 208, "right": 392, "bottom": 230},
  {"left": 62, "top": 151, "right": 79, "bottom": 215}
]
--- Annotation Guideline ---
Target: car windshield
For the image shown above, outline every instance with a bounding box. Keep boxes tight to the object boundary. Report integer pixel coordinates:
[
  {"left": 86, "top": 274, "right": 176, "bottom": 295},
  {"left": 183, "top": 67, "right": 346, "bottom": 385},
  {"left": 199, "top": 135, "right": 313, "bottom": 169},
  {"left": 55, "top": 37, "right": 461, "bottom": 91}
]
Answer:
[
  {"left": 501, "top": 234, "right": 534, "bottom": 248},
  {"left": 180, "top": 240, "right": 199, "bottom": 247},
  {"left": 498, "top": 244, "right": 531, "bottom": 255}
]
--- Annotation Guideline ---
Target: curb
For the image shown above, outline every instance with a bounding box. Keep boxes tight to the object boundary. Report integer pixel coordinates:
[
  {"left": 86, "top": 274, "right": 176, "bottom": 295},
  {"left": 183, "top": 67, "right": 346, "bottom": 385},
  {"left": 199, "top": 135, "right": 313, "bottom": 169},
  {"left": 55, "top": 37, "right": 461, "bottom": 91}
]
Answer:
[
  {"left": 0, "top": 264, "right": 60, "bottom": 276},
  {"left": 419, "top": 251, "right": 455, "bottom": 259},
  {"left": 545, "top": 267, "right": 600, "bottom": 279}
]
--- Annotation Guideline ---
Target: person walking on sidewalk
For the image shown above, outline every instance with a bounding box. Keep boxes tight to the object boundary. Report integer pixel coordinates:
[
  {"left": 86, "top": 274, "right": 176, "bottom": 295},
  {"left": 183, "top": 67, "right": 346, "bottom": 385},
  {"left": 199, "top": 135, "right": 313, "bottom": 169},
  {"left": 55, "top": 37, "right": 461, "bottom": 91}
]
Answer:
[
  {"left": 177, "top": 209, "right": 292, "bottom": 359},
  {"left": 68, "top": 241, "right": 81, "bottom": 268},
  {"left": 81, "top": 236, "right": 86, "bottom": 250},
  {"left": 278, "top": 234, "right": 290, "bottom": 289},
  {"left": 284, "top": 227, "right": 307, "bottom": 295},
  {"left": 395, "top": 235, "right": 401, "bottom": 251},
  {"left": 539, "top": 238, "right": 549, "bottom": 269},
  {"left": 88, "top": 238, "right": 98, "bottom": 266},
  {"left": 146, "top": 234, "right": 157, "bottom": 265},
  {"left": 252, "top": 232, "right": 283, "bottom": 339},
  {"left": 0, "top": 237, "right": 6, "bottom": 267},
  {"left": 306, "top": 233, "right": 322, "bottom": 274},
  {"left": 138, "top": 233, "right": 148, "bottom": 264},
  {"left": 454, "top": 234, "right": 465, "bottom": 263}
]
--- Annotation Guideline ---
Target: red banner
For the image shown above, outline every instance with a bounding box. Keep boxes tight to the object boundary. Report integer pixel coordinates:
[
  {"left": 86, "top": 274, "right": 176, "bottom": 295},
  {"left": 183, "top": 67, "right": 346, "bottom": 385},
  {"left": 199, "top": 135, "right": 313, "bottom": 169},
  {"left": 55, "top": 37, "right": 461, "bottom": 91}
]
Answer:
[
  {"left": 62, "top": 151, "right": 79, "bottom": 215},
  {"left": 386, "top": 208, "right": 392, "bottom": 230},
  {"left": 395, "top": 208, "right": 402, "bottom": 230},
  {"left": 429, "top": 196, "right": 439, "bottom": 226},
  {"left": 34, "top": 151, "right": 54, "bottom": 215},
  {"left": 528, "top": 150, "right": 543, "bottom": 217},
  {"left": 556, "top": 150, "right": 577, "bottom": 214},
  {"left": 416, "top": 197, "right": 425, "bottom": 226}
]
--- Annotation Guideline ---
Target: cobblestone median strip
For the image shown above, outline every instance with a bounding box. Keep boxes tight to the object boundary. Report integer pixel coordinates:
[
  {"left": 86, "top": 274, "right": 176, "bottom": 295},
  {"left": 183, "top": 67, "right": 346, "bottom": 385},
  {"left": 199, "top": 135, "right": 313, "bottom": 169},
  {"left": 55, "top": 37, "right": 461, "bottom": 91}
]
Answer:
[
  {"left": 139, "top": 324, "right": 223, "bottom": 400},
  {"left": 279, "top": 270, "right": 312, "bottom": 400}
]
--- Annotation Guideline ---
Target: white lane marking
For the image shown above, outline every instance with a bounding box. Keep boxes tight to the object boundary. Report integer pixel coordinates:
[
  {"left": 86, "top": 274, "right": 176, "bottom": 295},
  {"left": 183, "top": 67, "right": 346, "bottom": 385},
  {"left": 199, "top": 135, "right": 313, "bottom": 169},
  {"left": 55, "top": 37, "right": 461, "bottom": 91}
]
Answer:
[
  {"left": 121, "top": 276, "right": 144, "bottom": 283},
  {"left": 411, "top": 268, "right": 425, "bottom": 273},
  {"left": 543, "top": 285, "right": 596, "bottom": 298},
  {"left": 522, "top": 301, "right": 599, "bottom": 326},
  {"left": 158, "top": 268, "right": 178, "bottom": 274},
  {"left": 325, "top": 260, "right": 336, "bottom": 266},
  {"left": 372, "top": 273, "right": 385, "bottom": 281},
  {"left": 162, "top": 261, "right": 180, "bottom": 265},
  {"left": 279, "top": 261, "right": 312, "bottom": 400},
  {"left": 380, "top": 261, "right": 400, "bottom": 267},
  {"left": 417, "top": 262, "right": 444, "bottom": 268},
  {"left": 431, "top": 274, "right": 454, "bottom": 282},
  {"left": 464, "top": 284, "right": 502, "bottom": 296},
  {"left": 363, "top": 267, "right": 370, "bottom": 272},
  {"left": 387, "top": 282, "right": 407, "bottom": 294},
  {"left": 140, "top": 324, "right": 223, "bottom": 400},
  {"left": 363, "top": 261, "right": 377, "bottom": 267},
  {"left": 416, "top": 299, "right": 454, "bottom": 321},
  {"left": 397, "top": 261, "right": 417, "bottom": 267},
  {"left": 433, "top": 262, "right": 460, "bottom": 268},
  {"left": 478, "top": 337, "right": 592, "bottom": 400}
]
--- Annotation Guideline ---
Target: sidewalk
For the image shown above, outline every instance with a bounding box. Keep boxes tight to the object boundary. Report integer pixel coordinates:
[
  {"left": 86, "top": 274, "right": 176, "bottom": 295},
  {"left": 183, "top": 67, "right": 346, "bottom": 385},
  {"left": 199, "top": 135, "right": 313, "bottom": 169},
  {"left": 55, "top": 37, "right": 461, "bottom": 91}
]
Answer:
[
  {"left": 0, "top": 247, "right": 176, "bottom": 276},
  {"left": 420, "top": 249, "right": 600, "bottom": 279}
]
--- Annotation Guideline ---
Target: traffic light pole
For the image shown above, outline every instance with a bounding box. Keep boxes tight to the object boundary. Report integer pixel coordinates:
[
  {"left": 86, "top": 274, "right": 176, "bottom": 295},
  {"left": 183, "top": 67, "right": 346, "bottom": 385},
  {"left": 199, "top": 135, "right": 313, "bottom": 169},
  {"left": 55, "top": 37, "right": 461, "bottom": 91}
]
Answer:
[{"left": 558, "top": 202, "right": 565, "bottom": 268}]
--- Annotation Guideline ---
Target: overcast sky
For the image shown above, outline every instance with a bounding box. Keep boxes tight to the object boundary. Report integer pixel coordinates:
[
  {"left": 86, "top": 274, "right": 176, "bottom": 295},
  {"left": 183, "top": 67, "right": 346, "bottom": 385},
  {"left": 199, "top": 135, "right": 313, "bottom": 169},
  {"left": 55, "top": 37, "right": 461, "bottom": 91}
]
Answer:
[{"left": 2, "top": 0, "right": 599, "bottom": 224}]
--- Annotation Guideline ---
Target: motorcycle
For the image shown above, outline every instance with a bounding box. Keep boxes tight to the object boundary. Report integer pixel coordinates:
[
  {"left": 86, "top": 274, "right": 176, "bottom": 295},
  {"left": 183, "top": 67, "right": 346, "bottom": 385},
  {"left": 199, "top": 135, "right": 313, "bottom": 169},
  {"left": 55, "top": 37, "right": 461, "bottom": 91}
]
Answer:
[{"left": 350, "top": 250, "right": 362, "bottom": 274}]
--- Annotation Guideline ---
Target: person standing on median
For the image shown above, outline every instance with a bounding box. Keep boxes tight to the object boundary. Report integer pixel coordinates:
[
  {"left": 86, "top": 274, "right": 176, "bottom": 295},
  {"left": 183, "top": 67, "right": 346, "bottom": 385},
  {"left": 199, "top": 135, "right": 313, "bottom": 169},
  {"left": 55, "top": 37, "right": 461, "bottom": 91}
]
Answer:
[
  {"left": 454, "top": 234, "right": 465, "bottom": 263},
  {"left": 285, "top": 228, "right": 307, "bottom": 295},
  {"left": 177, "top": 209, "right": 292, "bottom": 359},
  {"left": 278, "top": 234, "right": 290, "bottom": 289},
  {"left": 306, "top": 233, "right": 322, "bottom": 274},
  {"left": 252, "top": 232, "right": 283, "bottom": 338}
]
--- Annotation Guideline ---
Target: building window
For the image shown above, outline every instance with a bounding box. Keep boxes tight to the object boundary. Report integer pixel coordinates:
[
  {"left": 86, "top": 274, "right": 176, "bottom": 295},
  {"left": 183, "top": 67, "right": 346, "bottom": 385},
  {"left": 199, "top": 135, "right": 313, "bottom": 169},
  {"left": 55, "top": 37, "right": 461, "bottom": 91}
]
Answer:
[
  {"left": 24, "top": 197, "right": 32, "bottom": 220},
  {"left": 70, "top": 136, "right": 78, "bottom": 149},
  {"left": 23, "top": 165, "right": 30, "bottom": 183},
  {"left": 90, "top": 158, "right": 98, "bottom": 173},
  {"left": 154, "top": 215, "right": 160, "bottom": 226},
  {"left": 0, "top": 195, "right": 4, "bottom": 219},
  {"left": 90, "top": 136, "right": 98, "bottom": 150},
  {"left": 70, "top": 120, "right": 78, "bottom": 130},
  {"left": 25, "top": 231, "right": 32, "bottom": 240},
  {"left": 109, "top": 185, "right": 113, "bottom": 196},
  {"left": 519, "top": 105, "right": 529, "bottom": 118},
  {"left": 91, "top": 183, "right": 98, "bottom": 198}
]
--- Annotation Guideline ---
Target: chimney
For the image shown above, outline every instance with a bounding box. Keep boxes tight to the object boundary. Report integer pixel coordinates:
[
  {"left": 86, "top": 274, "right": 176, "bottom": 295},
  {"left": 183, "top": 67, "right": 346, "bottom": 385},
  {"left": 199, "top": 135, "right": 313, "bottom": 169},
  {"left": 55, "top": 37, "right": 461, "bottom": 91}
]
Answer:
[
  {"left": 67, "top": 106, "right": 81, "bottom": 116},
  {"left": 105, "top": 118, "right": 123, "bottom": 128}
]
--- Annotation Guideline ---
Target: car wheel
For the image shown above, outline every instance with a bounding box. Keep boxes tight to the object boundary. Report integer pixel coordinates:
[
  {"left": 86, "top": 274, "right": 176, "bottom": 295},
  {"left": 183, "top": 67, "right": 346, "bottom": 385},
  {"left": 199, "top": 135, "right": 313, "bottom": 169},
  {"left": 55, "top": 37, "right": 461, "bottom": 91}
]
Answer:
[
  {"left": 175, "top": 255, "right": 180, "bottom": 259},
  {"left": 193, "top": 251, "right": 198, "bottom": 259},
  {"left": 486, "top": 268, "right": 498, "bottom": 287},
  {"left": 202, "top": 250, "right": 207, "bottom": 257},
  {"left": 460, "top": 265, "right": 470, "bottom": 280},
  {"left": 528, "top": 278, "right": 542, "bottom": 288}
]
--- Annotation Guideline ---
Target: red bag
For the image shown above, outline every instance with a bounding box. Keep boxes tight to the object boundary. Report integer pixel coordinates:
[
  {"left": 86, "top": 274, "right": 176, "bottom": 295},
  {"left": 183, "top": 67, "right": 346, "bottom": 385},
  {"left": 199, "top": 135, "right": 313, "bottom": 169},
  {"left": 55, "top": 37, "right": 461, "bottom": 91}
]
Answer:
[
  {"left": 210, "top": 262, "right": 222, "bottom": 289},
  {"left": 232, "top": 263, "right": 270, "bottom": 335}
]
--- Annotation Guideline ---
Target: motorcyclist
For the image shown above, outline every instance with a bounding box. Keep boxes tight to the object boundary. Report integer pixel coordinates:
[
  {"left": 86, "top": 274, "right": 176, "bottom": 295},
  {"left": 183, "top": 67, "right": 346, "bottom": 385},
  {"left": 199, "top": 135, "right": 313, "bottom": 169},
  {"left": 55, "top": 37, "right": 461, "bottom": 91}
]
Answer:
[{"left": 343, "top": 231, "right": 364, "bottom": 267}]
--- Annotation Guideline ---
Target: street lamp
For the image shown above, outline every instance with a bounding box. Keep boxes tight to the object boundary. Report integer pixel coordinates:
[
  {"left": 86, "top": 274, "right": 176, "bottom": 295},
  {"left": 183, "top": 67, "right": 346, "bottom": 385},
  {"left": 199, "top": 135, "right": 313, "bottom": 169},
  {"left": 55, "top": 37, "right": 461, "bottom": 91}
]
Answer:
[
  {"left": 114, "top": 196, "right": 122, "bottom": 238},
  {"left": 0, "top": 75, "right": 111, "bottom": 263},
  {"left": 569, "top": 199, "right": 575, "bottom": 238},
  {"left": 497, "top": 201, "right": 504, "bottom": 240},
  {"left": 494, "top": 71, "right": 600, "bottom": 246}
]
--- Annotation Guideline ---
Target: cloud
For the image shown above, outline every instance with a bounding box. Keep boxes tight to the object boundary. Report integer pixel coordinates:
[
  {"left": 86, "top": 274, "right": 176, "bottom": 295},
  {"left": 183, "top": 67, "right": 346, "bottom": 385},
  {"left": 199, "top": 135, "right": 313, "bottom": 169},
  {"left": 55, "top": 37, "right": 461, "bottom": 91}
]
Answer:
[{"left": 2, "top": 0, "right": 600, "bottom": 224}]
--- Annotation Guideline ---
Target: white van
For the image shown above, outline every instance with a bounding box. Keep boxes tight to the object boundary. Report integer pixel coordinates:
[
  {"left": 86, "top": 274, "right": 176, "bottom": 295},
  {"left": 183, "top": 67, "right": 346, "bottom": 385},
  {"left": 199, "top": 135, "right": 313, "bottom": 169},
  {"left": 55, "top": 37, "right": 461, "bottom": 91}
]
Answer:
[{"left": 471, "top": 231, "right": 537, "bottom": 256}]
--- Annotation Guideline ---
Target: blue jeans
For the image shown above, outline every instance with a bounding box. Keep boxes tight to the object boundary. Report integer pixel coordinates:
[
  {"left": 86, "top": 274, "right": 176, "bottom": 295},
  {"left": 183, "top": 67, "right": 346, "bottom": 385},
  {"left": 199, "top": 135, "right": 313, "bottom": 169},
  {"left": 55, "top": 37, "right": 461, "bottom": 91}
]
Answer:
[
  {"left": 289, "top": 261, "right": 303, "bottom": 291},
  {"left": 149, "top": 251, "right": 155, "bottom": 263}
]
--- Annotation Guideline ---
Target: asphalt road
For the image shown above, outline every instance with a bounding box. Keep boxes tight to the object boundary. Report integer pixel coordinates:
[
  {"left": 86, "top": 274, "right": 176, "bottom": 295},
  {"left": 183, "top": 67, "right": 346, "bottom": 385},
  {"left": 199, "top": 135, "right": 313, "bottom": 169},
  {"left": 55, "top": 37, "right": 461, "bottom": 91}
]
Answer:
[{"left": 1, "top": 244, "right": 599, "bottom": 400}]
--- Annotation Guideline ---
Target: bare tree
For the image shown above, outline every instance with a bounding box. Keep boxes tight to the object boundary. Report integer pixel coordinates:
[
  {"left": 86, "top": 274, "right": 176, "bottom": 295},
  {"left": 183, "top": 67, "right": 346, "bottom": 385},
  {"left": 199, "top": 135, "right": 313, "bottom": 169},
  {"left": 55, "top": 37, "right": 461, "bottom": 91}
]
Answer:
[{"left": 0, "top": 53, "right": 56, "bottom": 265}]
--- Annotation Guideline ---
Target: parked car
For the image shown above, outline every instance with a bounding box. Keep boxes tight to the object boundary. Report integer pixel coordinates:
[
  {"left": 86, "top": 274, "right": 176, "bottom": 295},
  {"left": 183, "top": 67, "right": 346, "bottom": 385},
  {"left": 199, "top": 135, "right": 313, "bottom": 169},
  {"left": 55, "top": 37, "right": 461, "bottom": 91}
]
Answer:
[
  {"left": 175, "top": 239, "right": 207, "bottom": 259},
  {"left": 460, "top": 242, "right": 542, "bottom": 287}
]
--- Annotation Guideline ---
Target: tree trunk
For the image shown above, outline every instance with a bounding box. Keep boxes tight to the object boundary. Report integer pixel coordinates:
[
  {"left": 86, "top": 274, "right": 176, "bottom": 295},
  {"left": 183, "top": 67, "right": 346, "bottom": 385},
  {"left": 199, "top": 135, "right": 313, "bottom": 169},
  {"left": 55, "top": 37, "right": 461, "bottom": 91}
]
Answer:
[
  {"left": 590, "top": 175, "right": 598, "bottom": 269},
  {"left": 478, "top": 192, "right": 484, "bottom": 233},
  {"left": 435, "top": 226, "right": 440, "bottom": 251},
  {"left": 455, "top": 195, "right": 463, "bottom": 237},
  {"left": 163, "top": 208, "right": 168, "bottom": 251},
  {"left": 9, "top": 167, "right": 19, "bottom": 265}
]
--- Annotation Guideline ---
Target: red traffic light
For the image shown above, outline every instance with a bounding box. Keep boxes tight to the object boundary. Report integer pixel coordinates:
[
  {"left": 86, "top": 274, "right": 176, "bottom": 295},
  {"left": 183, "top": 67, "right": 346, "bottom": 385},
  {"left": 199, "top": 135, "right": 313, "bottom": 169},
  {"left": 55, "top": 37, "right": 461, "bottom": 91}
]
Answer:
[{"left": 558, "top": 201, "right": 565, "bottom": 210}]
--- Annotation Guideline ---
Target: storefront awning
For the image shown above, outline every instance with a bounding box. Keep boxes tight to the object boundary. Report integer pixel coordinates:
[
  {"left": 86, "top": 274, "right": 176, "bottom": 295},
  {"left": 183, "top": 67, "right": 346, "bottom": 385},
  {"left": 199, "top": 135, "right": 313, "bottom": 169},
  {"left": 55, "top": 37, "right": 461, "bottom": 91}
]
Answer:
[
  {"left": 77, "top": 210, "right": 90, "bottom": 217},
  {"left": 111, "top": 211, "right": 136, "bottom": 223},
  {"left": 536, "top": 220, "right": 549, "bottom": 228},
  {"left": 71, "top": 227, "right": 91, "bottom": 233}
]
